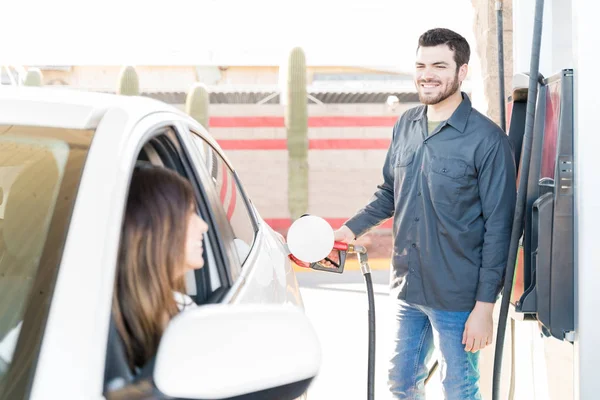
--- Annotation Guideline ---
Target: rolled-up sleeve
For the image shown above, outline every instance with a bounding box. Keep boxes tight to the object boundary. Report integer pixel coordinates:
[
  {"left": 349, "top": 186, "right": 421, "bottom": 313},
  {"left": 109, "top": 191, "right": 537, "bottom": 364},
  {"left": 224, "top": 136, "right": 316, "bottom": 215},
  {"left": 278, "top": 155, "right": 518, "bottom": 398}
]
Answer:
[{"left": 476, "top": 135, "right": 517, "bottom": 303}]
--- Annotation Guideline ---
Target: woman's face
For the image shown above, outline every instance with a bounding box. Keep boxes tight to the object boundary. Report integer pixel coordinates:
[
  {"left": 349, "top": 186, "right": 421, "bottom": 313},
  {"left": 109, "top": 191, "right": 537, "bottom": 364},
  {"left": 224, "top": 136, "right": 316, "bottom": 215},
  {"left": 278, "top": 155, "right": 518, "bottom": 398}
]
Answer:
[{"left": 184, "top": 210, "right": 209, "bottom": 273}]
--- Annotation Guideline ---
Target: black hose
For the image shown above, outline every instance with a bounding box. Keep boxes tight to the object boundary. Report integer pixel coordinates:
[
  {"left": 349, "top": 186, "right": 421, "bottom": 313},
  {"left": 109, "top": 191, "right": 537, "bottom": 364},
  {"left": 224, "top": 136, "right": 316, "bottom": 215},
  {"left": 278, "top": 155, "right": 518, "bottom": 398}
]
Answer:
[
  {"left": 508, "top": 319, "right": 516, "bottom": 399},
  {"left": 425, "top": 360, "right": 439, "bottom": 385},
  {"left": 497, "top": 0, "right": 507, "bottom": 132},
  {"left": 492, "top": 0, "right": 545, "bottom": 399},
  {"left": 363, "top": 272, "right": 376, "bottom": 400}
]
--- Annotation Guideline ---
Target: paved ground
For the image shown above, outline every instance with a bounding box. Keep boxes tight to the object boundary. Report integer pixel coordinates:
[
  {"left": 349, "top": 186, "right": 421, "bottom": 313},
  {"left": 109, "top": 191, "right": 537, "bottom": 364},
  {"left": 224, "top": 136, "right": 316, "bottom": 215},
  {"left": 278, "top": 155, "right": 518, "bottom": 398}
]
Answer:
[
  {"left": 294, "top": 232, "right": 575, "bottom": 400},
  {"left": 297, "top": 268, "right": 445, "bottom": 400}
]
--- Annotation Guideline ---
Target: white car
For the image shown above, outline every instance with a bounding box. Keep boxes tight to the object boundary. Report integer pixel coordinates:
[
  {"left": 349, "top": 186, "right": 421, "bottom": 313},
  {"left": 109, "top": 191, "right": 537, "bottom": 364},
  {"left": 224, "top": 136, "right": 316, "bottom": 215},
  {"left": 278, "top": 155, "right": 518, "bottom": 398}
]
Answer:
[{"left": 0, "top": 87, "right": 320, "bottom": 400}]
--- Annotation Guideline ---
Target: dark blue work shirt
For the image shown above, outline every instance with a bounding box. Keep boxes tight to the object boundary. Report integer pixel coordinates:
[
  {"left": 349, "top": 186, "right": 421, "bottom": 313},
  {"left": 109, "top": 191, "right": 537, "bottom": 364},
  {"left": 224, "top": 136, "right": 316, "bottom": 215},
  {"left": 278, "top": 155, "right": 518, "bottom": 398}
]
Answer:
[{"left": 345, "top": 93, "right": 517, "bottom": 311}]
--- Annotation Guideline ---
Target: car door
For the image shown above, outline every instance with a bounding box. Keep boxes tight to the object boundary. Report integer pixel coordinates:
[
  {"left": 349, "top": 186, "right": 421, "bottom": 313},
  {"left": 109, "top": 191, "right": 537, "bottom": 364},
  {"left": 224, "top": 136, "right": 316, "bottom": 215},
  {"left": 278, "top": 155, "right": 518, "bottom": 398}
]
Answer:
[
  {"left": 177, "top": 120, "right": 303, "bottom": 308},
  {"left": 101, "top": 114, "right": 252, "bottom": 398}
]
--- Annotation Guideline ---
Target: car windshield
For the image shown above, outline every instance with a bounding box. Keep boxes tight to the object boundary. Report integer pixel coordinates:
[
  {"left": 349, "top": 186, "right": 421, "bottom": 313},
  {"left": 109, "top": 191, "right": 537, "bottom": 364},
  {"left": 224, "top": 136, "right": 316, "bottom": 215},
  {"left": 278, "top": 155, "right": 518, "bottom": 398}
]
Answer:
[{"left": 0, "top": 125, "right": 92, "bottom": 396}]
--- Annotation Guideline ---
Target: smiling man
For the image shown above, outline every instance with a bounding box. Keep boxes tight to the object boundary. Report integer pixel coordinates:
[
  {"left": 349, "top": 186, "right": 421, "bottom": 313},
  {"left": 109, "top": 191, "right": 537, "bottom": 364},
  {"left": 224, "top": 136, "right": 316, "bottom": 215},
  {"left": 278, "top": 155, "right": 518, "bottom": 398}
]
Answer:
[{"left": 332, "top": 28, "right": 517, "bottom": 399}]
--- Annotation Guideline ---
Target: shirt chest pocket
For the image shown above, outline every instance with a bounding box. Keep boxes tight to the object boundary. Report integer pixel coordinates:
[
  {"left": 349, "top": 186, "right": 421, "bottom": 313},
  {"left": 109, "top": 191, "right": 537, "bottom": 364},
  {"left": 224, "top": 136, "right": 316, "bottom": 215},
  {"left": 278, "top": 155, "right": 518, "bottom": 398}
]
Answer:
[
  {"left": 426, "top": 157, "right": 469, "bottom": 205},
  {"left": 394, "top": 150, "right": 415, "bottom": 196}
]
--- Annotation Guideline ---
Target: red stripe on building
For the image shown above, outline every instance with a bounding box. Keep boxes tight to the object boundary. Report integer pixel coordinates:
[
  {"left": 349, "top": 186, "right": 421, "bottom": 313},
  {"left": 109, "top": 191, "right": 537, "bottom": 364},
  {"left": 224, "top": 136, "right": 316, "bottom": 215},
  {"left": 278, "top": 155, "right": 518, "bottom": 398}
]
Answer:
[
  {"left": 216, "top": 138, "right": 391, "bottom": 151},
  {"left": 218, "top": 139, "right": 287, "bottom": 150},
  {"left": 264, "top": 218, "right": 393, "bottom": 231},
  {"left": 309, "top": 139, "right": 390, "bottom": 150},
  {"left": 209, "top": 116, "right": 398, "bottom": 128}
]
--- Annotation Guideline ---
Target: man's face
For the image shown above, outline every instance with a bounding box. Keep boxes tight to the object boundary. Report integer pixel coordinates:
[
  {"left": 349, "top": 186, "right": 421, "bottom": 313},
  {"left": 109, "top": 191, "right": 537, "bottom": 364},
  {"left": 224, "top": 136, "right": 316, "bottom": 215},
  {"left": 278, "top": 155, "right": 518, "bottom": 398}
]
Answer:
[{"left": 414, "top": 44, "right": 467, "bottom": 105}]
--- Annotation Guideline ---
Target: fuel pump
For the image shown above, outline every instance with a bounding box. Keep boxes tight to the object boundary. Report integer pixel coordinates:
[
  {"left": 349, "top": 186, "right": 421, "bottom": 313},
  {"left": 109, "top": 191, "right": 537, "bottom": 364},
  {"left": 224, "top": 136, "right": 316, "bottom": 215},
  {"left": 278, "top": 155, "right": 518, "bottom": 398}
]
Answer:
[
  {"left": 285, "top": 215, "right": 376, "bottom": 400},
  {"left": 493, "top": 0, "right": 576, "bottom": 397}
]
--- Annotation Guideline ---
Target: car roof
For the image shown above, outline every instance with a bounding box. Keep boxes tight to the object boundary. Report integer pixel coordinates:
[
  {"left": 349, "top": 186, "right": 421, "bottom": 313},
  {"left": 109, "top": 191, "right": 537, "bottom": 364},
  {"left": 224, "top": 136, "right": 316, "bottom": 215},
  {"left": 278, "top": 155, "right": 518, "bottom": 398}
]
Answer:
[
  {"left": 0, "top": 85, "right": 238, "bottom": 172},
  {"left": 0, "top": 86, "right": 181, "bottom": 130}
]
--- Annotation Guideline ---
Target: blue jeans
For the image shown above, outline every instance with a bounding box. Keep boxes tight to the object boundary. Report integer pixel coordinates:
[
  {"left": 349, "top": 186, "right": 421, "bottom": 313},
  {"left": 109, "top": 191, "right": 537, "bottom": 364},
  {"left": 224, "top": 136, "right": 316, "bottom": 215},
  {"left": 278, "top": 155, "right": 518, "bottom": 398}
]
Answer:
[{"left": 388, "top": 299, "right": 482, "bottom": 400}]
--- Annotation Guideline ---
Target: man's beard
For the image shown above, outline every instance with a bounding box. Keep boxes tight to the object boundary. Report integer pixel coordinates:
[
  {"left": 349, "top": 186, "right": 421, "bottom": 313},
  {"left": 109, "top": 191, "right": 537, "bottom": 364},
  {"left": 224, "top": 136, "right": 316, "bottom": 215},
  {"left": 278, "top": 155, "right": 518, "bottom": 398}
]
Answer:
[{"left": 416, "top": 72, "right": 460, "bottom": 105}]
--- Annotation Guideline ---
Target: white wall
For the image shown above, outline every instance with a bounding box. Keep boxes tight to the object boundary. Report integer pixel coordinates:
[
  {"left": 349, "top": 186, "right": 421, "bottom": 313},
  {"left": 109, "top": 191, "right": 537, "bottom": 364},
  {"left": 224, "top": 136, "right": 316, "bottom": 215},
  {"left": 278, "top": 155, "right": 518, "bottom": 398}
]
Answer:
[
  {"left": 513, "top": 0, "right": 573, "bottom": 79},
  {"left": 572, "top": 0, "right": 600, "bottom": 398}
]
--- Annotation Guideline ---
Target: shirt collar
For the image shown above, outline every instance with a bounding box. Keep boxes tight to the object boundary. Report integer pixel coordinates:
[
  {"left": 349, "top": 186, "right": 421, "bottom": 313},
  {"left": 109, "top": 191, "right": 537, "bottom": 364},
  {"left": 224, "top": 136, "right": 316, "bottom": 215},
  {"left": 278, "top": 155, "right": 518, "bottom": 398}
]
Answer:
[{"left": 411, "top": 92, "right": 472, "bottom": 133}]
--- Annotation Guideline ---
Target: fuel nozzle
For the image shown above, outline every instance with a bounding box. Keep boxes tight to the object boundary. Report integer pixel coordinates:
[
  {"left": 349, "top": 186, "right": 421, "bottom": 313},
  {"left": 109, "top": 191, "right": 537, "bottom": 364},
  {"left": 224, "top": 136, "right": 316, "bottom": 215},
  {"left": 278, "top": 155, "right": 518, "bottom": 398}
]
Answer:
[
  {"left": 344, "top": 243, "right": 371, "bottom": 275},
  {"left": 304, "top": 241, "right": 371, "bottom": 275},
  {"left": 285, "top": 214, "right": 371, "bottom": 275},
  {"left": 347, "top": 243, "right": 367, "bottom": 254},
  {"left": 308, "top": 241, "right": 348, "bottom": 274}
]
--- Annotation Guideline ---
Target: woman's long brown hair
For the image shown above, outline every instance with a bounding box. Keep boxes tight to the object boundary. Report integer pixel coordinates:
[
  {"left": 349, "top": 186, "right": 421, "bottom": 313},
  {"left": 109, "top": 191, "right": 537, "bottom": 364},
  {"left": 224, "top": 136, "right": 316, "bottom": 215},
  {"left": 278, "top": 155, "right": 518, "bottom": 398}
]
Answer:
[{"left": 112, "top": 166, "right": 196, "bottom": 370}]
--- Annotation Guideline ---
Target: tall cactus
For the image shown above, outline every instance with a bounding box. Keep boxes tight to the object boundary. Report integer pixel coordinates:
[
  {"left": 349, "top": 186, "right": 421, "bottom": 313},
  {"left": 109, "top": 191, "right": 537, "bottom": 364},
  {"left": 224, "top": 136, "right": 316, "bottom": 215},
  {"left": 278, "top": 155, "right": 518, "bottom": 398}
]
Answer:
[
  {"left": 117, "top": 66, "right": 139, "bottom": 96},
  {"left": 185, "top": 83, "right": 210, "bottom": 129},
  {"left": 23, "top": 68, "right": 43, "bottom": 86},
  {"left": 284, "top": 47, "right": 309, "bottom": 220}
]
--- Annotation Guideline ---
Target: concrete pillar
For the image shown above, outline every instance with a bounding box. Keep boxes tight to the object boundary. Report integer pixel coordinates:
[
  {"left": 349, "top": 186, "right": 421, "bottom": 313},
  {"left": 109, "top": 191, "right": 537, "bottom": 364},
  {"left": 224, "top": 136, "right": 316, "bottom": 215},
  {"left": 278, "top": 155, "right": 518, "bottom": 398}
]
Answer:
[{"left": 471, "top": 0, "right": 514, "bottom": 127}]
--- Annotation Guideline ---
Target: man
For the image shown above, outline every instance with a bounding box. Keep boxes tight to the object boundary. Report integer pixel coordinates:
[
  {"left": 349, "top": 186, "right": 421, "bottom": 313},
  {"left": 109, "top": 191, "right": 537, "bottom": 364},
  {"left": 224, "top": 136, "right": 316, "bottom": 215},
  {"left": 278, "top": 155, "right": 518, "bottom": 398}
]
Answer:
[{"left": 332, "top": 28, "right": 516, "bottom": 399}]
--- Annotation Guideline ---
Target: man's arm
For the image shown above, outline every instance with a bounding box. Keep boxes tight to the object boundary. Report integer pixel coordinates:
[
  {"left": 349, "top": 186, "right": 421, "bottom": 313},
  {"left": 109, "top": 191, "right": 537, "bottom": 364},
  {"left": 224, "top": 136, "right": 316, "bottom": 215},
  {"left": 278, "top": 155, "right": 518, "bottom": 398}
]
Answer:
[
  {"left": 476, "top": 135, "right": 517, "bottom": 303},
  {"left": 463, "top": 134, "right": 517, "bottom": 353},
  {"left": 342, "top": 125, "right": 398, "bottom": 239}
]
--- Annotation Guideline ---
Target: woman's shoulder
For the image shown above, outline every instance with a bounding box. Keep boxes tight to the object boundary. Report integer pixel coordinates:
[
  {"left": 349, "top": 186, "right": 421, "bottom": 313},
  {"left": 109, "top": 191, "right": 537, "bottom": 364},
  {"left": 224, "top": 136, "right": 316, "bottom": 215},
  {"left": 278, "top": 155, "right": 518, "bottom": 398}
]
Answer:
[{"left": 173, "top": 291, "right": 197, "bottom": 311}]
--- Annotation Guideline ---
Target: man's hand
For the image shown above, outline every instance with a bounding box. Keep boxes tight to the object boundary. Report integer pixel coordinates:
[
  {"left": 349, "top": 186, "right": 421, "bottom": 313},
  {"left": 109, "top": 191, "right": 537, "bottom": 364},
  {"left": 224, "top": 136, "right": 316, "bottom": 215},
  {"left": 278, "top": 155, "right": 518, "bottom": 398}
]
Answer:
[
  {"left": 334, "top": 225, "right": 355, "bottom": 243},
  {"left": 462, "top": 301, "right": 494, "bottom": 353},
  {"left": 319, "top": 226, "right": 355, "bottom": 268}
]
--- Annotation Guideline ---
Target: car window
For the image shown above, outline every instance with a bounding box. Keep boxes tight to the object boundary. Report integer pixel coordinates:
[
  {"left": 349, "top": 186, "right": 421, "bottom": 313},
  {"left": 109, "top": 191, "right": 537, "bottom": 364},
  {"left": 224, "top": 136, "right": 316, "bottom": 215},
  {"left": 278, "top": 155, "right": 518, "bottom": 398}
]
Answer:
[
  {"left": 0, "top": 126, "right": 92, "bottom": 397},
  {"left": 189, "top": 133, "right": 257, "bottom": 265},
  {"left": 134, "top": 131, "right": 231, "bottom": 300},
  {"left": 104, "top": 127, "right": 238, "bottom": 397}
]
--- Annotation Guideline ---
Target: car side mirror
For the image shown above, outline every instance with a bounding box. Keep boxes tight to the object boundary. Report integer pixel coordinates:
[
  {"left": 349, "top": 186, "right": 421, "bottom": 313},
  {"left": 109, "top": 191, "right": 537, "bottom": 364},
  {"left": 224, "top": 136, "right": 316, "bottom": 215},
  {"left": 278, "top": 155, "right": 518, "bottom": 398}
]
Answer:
[{"left": 153, "top": 304, "right": 321, "bottom": 400}]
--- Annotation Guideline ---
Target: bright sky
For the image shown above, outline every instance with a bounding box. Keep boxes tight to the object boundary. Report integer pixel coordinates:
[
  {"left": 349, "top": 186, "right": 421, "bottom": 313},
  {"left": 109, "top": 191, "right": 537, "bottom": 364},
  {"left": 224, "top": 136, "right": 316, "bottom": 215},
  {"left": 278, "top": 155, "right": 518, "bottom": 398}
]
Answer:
[{"left": 3, "top": 0, "right": 478, "bottom": 70}]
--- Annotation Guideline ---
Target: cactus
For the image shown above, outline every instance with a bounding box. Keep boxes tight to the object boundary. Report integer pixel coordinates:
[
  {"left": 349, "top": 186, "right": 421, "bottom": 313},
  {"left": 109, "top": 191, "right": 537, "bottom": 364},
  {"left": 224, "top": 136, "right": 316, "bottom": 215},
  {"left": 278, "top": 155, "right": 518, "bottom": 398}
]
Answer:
[
  {"left": 284, "top": 47, "right": 309, "bottom": 220},
  {"left": 117, "top": 66, "right": 139, "bottom": 96},
  {"left": 23, "top": 68, "right": 43, "bottom": 86},
  {"left": 185, "top": 83, "right": 210, "bottom": 129}
]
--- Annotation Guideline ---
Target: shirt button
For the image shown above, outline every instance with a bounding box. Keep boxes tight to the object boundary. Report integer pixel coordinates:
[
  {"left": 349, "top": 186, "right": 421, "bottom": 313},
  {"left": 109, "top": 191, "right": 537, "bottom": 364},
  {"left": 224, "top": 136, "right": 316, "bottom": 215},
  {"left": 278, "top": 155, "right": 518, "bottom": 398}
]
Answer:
[
  {"left": 414, "top": 217, "right": 420, "bottom": 221},
  {"left": 411, "top": 243, "right": 416, "bottom": 248},
  {"left": 417, "top": 191, "right": 422, "bottom": 196},
  {"left": 442, "top": 168, "right": 447, "bottom": 173},
  {"left": 424, "top": 140, "right": 428, "bottom": 144}
]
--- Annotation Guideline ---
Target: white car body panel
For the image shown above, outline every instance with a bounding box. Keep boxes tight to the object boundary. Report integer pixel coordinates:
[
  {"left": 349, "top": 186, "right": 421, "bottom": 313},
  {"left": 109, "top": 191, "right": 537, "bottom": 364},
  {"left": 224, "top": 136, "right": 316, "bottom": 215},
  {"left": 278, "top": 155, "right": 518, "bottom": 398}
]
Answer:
[
  {"left": 225, "top": 219, "right": 304, "bottom": 307},
  {"left": 0, "top": 87, "right": 304, "bottom": 399}
]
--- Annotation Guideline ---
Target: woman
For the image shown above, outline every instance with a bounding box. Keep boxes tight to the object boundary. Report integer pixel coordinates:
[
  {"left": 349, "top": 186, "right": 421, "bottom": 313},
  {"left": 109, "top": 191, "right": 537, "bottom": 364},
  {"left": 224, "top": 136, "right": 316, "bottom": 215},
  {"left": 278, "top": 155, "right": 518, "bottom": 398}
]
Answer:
[
  {"left": 112, "top": 165, "right": 208, "bottom": 371},
  {"left": 0, "top": 166, "right": 208, "bottom": 373}
]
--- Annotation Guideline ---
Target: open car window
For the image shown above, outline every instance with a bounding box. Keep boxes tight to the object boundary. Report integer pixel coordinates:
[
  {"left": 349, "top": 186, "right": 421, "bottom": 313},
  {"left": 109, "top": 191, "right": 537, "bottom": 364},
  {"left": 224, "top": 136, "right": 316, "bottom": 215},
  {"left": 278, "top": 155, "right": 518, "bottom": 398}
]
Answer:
[
  {"left": 134, "top": 128, "right": 232, "bottom": 303},
  {"left": 104, "top": 125, "right": 240, "bottom": 396}
]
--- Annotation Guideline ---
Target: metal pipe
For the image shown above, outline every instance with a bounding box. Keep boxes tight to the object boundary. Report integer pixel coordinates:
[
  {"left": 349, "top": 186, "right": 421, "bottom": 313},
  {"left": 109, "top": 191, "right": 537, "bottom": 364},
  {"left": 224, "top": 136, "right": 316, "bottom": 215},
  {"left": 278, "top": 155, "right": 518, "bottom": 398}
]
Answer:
[
  {"left": 349, "top": 243, "right": 367, "bottom": 255},
  {"left": 496, "top": 0, "right": 507, "bottom": 132},
  {"left": 492, "top": 0, "right": 545, "bottom": 398}
]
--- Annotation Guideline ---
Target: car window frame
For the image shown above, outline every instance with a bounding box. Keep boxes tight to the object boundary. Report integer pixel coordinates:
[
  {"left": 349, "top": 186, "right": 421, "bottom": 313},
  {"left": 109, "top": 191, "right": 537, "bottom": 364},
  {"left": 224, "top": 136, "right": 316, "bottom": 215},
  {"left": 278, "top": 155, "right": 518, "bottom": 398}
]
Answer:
[
  {"left": 126, "top": 123, "right": 240, "bottom": 298},
  {"left": 152, "top": 130, "right": 235, "bottom": 297},
  {"left": 102, "top": 121, "right": 247, "bottom": 398},
  {"left": 161, "top": 126, "right": 244, "bottom": 285},
  {"left": 184, "top": 125, "right": 259, "bottom": 267}
]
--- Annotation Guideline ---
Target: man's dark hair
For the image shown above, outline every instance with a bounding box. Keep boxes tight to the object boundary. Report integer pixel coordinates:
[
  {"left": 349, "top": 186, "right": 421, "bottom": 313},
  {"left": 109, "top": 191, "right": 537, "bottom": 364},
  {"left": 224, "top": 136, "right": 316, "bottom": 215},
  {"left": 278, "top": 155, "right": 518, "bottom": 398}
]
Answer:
[{"left": 418, "top": 28, "right": 471, "bottom": 67}]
